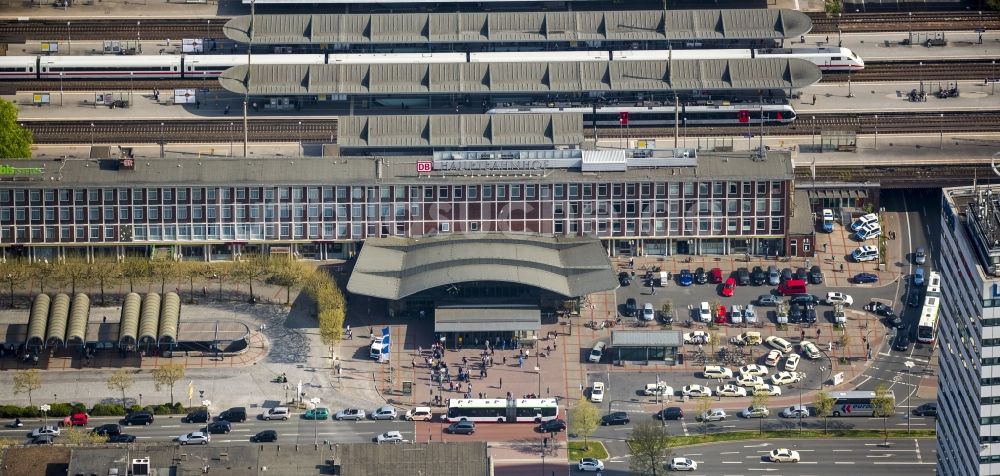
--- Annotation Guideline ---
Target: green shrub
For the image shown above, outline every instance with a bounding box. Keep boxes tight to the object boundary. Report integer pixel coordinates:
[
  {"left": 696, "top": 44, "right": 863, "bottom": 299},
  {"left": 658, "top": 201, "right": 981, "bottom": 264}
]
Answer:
[
  {"left": 0, "top": 405, "right": 39, "bottom": 418},
  {"left": 47, "top": 403, "right": 84, "bottom": 417},
  {"left": 151, "top": 403, "right": 184, "bottom": 415},
  {"left": 90, "top": 403, "right": 126, "bottom": 416}
]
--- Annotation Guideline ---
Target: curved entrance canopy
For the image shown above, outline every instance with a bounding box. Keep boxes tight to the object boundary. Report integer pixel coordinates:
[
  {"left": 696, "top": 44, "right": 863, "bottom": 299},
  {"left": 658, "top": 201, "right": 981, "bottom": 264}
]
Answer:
[{"left": 347, "top": 233, "right": 617, "bottom": 300}]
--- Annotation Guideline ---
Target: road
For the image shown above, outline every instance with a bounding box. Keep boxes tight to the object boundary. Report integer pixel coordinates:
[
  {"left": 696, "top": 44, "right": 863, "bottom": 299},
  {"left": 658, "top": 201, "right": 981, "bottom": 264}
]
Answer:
[
  {"left": 592, "top": 438, "right": 935, "bottom": 475},
  {"left": 0, "top": 413, "right": 416, "bottom": 446}
]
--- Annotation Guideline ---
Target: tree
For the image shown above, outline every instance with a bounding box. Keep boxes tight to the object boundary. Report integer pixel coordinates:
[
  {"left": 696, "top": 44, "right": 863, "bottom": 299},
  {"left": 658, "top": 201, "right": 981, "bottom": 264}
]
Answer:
[
  {"left": 0, "top": 260, "right": 29, "bottom": 308},
  {"left": 121, "top": 258, "right": 150, "bottom": 293},
  {"left": 627, "top": 421, "right": 673, "bottom": 476},
  {"left": 62, "top": 426, "right": 108, "bottom": 445},
  {"left": 179, "top": 261, "right": 208, "bottom": 303},
  {"left": 88, "top": 259, "right": 120, "bottom": 305},
  {"left": 304, "top": 268, "right": 347, "bottom": 347},
  {"left": 29, "top": 261, "right": 57, "bottom": 294},
  {"left": 568, "top": 396, "right": 600, "bottom": 444},
  {"left": 107, "top": 369, "right": 135, "bottom": 411},
  {"left": 204, "top": 262, "right": 231, "bottom": 300},
  {"left": 58, "top": 259, "right": 93, "bottom": 296},
  {"left": 695, "top": 394, "right": 712, "bottom": 434},
  {"left": 149, "top": 259, "right": 180, "bottom": 295},
  {"left": 151, "top": 363, "right": 186, "bottom": 406},
  {"left": 750, "top": 392, "right": 769, "bottom": 435},
  {"left": 268, "top": 259, "right": 310, "bottom": 305},
  {"left": 814, "top": 390, "right": 836, "bottom": 434},
  {"left": 838, "top": 331, "right": 852, "bottom": 363},
  {"left": 231, "top": 254, "right": 271, "bottom": 303},
  {"left": 660, "top": 299, "right": 673, "bottom": 325},
  {"left": 872, "top": 383, "right": 896, "bottom": 445},
  {"left": 13, "top": 369, "right": 42, "bottom": 406},
  {"left": 0, "top": 99, "right": 32, "bottom": 159},
  {"left": 990, "top": 0, "right": 1000, "bottom": 10}
]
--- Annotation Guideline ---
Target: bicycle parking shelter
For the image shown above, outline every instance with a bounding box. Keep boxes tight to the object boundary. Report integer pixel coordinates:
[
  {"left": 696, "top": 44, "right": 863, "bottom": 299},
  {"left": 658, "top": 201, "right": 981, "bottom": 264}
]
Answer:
[{"left": 610, "top": 330, "right": 681, "bottom": 364}]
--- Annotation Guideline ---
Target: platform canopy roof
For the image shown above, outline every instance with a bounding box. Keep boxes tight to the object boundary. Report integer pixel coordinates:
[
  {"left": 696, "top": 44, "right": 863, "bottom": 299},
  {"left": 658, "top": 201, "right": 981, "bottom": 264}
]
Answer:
[
  {"left": 224, "top": 9, "right": 811, "bottom": 44},
  {"left": 218, "top": 58, "right": 821, "bottom": 96},
  {"left": 339, "top": 114, "right": 583, "bottom": 148},
  {"left": 347, "top": 233, "right": 618, "bottom": 300}
]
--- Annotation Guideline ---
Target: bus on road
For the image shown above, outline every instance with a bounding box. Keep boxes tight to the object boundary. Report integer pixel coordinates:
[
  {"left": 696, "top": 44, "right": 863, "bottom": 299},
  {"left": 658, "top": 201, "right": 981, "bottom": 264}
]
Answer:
[
  {"left": 445, "top": 398, "right": 559, "bottom": 423},
  {"left": 829, "top": 390, "right": 896, "bottom": 417},
  {"left": 917, "top": 271, "right": 942, "bottom": 344}
]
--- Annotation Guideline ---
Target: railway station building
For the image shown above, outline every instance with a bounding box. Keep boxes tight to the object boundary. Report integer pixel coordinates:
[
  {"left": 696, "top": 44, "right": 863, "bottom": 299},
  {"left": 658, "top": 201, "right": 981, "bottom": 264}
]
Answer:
[{"left": 0, "top": 113, "right": 803, "bottom": 264}]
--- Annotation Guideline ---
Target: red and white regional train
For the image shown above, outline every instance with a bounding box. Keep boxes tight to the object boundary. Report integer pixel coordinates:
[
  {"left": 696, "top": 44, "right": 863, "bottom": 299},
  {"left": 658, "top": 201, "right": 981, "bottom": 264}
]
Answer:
[{"left": 0, "top": 47, "right": 863, "bottom": 80}]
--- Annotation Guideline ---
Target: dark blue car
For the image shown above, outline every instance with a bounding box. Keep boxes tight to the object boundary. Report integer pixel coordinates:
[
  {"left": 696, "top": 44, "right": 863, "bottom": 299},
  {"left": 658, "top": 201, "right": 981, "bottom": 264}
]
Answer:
[
  {"left": 854, "top": 273, "right": 879, "bottom": 284},
  {"left": 678, "top": 269, "right": 693, "bottom": 286}
]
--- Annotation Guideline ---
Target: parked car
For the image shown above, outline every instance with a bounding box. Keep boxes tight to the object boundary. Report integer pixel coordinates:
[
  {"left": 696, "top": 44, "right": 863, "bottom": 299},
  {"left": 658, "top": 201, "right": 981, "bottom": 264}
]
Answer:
[
  {"left": 261, "top": 407, "right": 290, "bottom": 421},
  {"left": 697, "top": 302, "right": 712, "bottom": 323},
  {"left": 375, "top": 431, "right": 404, "bottom": 444},
  {"left": 107, "top": 434, "right": 136, "bottom": 443},
  {"left": 654, "top": 407, "right": 684, "bottom": 420},
  {"left": 178, "top": 431, "right": 211, "bottom": 445},
  {"left": 370, "top": 406, "right": 397, "bottom": 420},
  {"left": 914, "top": 247, "right": 927, "bottom": 264},
  {"left": 709, "top": 268, "right": 723, "bottom": 284},
  {"left": 765, "top": 336, "right": 793, "bottom": 353},
  {"left": 825, "top": 292, "right": 854, "bottom": 306},
  {"left": 183, "top": 408, "right": 211, "bottom": 424},
  {"left": 618, "top": 272, "right": 631, "bottom": 286},
  {"left": 251, "top": 430, "right": 278, "bottom": 443},
  {"left": 683, "top": 331, "right": 709, "bottom": 345},
  {"left": 808, "top": 266, "right": 824, "bottom": 284},
  {"left": 625, "top": 298, "right": 638, "bottom": 317},
  {"left": 335, "top": 408, "right": 366, "bottom": 421},
  {"left": 803, "top": 304, "right": 817, "bottom": 324},
  {"left": 669, "top": 457, "right": 698, "bottom": 471},
  {"left": 780, "top": 268, "right": 793, "bottom": 282},
  {"left": 537, "top": 418, "right": 567, "bottom": 433},
  {"left": 91, "top": 424, "right": 122, "bottom": 437},
  {"left": 769, "top": 448, "right": 801, "bottom": 463},
  {"left": 757, "top": 294, "right": 781, "bottom": 306},
  {"left": 702, "top": 365, "right": 733, "bottom": 379},
  {"left": 716, "top": 384, "right": 748, "bottom": 397},
  {"left": 913, "top": 403, "right": 938, "bottom": 417},
  {"left": 739, "top": 364, "right": 769, "bottom": 377},
  {"left": 643, "top": 382, "right": 674, "bottom": 397},
  {"left": 788, "top": 303, "right": 803, "bottom": 324},
  {"left": 721, "top": 277, "right": 736, "bottom": 297},
  {"left": 854, "top": 272, "right": 879, "bottom": 284},
  {"left": 601, "top": 412, "right": 630, "bottom": 426},
  {"left": 740, "top": 406, "right": 770, "bottom": 418},
  {"left": 588, "top": 342, "right": 607, "bottom": 363},
  {"left": 789, "top": 294, "right": 821, "bottom": 306},
  {"left": 446, "top": 421, "right": 476, "bottom": 434},
  {"left": 753, "top": 384, "right": 782, "bottom": 396},
  {"left": 578, "top": 458, "right": 606, "bottom": 472},
  {"left": 218, "top": 407, "right": 247, "bottom": 423},
  {"left": 682, "top": 385, "right": 713, "bottom": 398},
  {"left": 303, "top": 408, "right": 330, "bottom": 420},
  {"left": 800, "top": 340, "right": 821, "bottom": 359},
  {"left": 780, "top": 405, "right": 810, "bottom": 418},
  {"left": 678, "top": 269, "right": 693, "bottom": 286},
  {"left": 850, "top": 213, "right": 879, "bottom": 231},
  {"left": 735, "top": 374, "right": 765, "bottom": 388},
  {"left": 730, "top": 331, "right": 762, "bottom": 346},
  {"left": 204, "top": 421, "right": 231, "bottom": 434},
  {"left": 865, "top": 301, "right": 894, "bottom": 316},
  {"left": 736, "top": 267, "right": 751, "bottom": 286},
  {"left": 764, "top": 349, "right": 783, "bottom": 367},
  {"left": 698, "top": 409, "right": 727, "bottom": 422},
  {"left": 121, "top": 411, "right": 154, "bottom": 426},
  {"left": 751, "top": 266, "right": 766, "bottom": 286},
  {"left": 795, "top": 267, "right": 808, "bottom": 282},
  {"left": 642, "top": 302, "right": 655, "bottom": 321},
  {"left": 771, "top": 372, "right": 804, "bottom": 386},
  {"left": 694, "top": 267, "right": 708, "bottom": 284},
  {"left": 590, "top": 382, "right": 605, "bottom": 403},
  {"left": 767, "top": 265, "right": 780, "bottom": 285},
  {"left": 784, "top": 354, "right": 801, "bottom": 372}
]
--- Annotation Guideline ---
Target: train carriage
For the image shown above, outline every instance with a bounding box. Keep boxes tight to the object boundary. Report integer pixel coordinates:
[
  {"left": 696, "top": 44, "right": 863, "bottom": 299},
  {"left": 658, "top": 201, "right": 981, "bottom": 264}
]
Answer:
[
  {"left": 0, "top": 56, "right": 38, "bottom": 79},
  {"left": 39, "top": 55, "right": 182, "bottom": 79},
  {"left": 183, "top": 54, "right": 326, "bottom": 77},
  {"left": 327, "top": 52, "right": 468, "bottom": 64}
]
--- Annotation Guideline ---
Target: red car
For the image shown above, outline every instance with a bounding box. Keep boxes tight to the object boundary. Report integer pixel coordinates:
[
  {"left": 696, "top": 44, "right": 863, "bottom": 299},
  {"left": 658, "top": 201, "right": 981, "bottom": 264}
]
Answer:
[
  {"left": 721, "top": 277, "right": 736, "bottom": 297},
  {"left": 715, "top": 305, "right": 728, "bottom": 324},
  {"left": 709, "top": 268, "right": 723, "bottom": 284}
]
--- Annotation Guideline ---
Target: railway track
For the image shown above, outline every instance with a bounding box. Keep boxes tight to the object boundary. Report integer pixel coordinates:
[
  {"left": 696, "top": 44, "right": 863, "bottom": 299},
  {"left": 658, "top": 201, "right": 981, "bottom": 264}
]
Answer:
[
  {"left": 0, "top": 18, "right": 227, "bottom": 43},
  {"left": 22, "top": 111, "right": 997, "bottom": 144},
  {"left": 824, "top": 60, "right": 1000, "bottom": 82},
  {"left": 0, "top": 79, "right": 220, "bottom": 95},
  {"left": 23, "top": 119, "right": 337, "bottom": 144},
  {"left": 795, "top": 163, "right": 993, "bottom": 188},
  {"left": 808, "top": 11, "right": 1000, "bottom": 33}
]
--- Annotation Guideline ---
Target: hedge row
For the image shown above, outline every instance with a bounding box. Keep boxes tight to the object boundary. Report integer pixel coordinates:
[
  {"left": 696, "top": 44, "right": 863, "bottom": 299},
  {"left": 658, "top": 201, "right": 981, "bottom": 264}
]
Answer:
[{"left": 0, "top": 402, "right": 187, "bottom": 419}]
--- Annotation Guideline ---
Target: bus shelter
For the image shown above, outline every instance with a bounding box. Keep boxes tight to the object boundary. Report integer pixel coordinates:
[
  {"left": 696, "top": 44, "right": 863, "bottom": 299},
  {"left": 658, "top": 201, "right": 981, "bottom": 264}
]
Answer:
[{"left": 610, "top": 330, "right": 681, "bottom": 364}]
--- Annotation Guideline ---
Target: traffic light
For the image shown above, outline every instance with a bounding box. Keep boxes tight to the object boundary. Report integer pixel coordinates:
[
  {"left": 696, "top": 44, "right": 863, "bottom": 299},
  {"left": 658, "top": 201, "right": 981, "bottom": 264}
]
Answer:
[{"left": 737, "top": 110, "right": 750, "bottom": 123}]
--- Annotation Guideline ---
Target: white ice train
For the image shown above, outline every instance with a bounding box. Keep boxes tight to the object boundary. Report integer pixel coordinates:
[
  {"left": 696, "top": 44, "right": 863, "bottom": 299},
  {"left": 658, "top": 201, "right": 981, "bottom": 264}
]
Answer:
[
  {"left": 0, "top": 46, "right": 862, "bottom": 80},
  {"left": 486, "top": 103, "right": 798, "bottom": 126}
]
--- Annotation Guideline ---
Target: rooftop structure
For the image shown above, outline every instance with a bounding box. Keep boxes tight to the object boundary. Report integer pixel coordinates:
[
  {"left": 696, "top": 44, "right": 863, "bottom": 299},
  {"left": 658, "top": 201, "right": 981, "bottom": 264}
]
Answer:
[
  {"left": 338, "top": 113, "right": 583, "bottom": 149},
  {"left": 224, "top": 9, "right": 811, "bottom": 45},
  {"left": 218, "top": 58, "right": 821, "bottom": 97},
  {"left": 950, "top": 186, "right": 1000, "bottom": 276}
]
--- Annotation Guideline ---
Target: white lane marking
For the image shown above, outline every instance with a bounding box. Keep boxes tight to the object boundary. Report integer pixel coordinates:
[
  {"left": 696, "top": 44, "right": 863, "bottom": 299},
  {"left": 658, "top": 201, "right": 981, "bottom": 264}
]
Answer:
[
  {"left": 834, "top": 461, "right": 856, "bottom": 464},
  {"left": 916, "top": 439, "right": 923, "bottom": 463},
  {"left": 832, "top": 449, "right": 854, "bottom": 452}
]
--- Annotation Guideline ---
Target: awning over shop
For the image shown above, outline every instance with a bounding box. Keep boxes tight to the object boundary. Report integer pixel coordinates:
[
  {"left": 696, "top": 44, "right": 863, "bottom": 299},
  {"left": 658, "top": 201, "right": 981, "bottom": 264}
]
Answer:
[{"left": 434, "top": 306, "right": 541, "bottom": 333}]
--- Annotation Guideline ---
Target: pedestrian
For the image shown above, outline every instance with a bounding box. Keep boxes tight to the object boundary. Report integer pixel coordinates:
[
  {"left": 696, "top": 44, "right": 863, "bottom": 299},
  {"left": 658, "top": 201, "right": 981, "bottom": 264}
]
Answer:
[
  {"left": 817, "top": 328, "right": 821, "bottom": 337},
  {"left": 629, "top": 257, "right": 634, "bottom": 268},
  {"left": 463, "top": 356, "right": 468, "bottom": 365},
  {"left": 812, "top": 94, "right": 816, "bottom": 105},
  {"left": 801, "top": 329, "right": 806, "bottom": 340},
  {"left": 652, "top": 286, "right": 656, "bottom": 295},
  {"left": 369, "top": 326, "right": 374, "bottom": 336},
  {"left": 546, "top": 344, "right": 551, "bottom": 355},
  {"left": 826, "top": 35, "right": 830, "bottom": 43},
  {"left": 518, "top": 356, "right": 523, "bottom": 368},
  {"left": 525, "top": 349, "right": 530, "bottom": 358},
  {"left": 506, "top": 391, "right": 512, "bottom": 399},
  {"left": 418, "top": 345, "right": 423, "bottom": 355},
  {"left": 503, "top": 355, "right": 508, "bottom": 366},
  {"left": 499, "top": 377, "right": 503, "bottom": 389},
  {"left": 840, "top": 263, "right": 845, "bottom": 272},
  {"left": 102, "top": 316, "right": 107, "bottom": 323},
  {"left": 411, "top": 358, "right": 416, "bottom": 368}
]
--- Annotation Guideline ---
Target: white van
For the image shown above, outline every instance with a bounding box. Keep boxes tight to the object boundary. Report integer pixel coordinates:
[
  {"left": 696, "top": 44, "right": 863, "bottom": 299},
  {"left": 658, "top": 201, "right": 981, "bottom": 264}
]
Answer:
[
  {"left": 850, "top": 213, "right": 879, "bottom": 231},
  {"left": 405, "top": 407, "right": 433, "bottom": 421},
  {"left": 591, "top": 382, "right": 605, "bottom": 402},
  {"left": 852, "top": 245, "right": 879, "bottom": 262},
  {"left": 370, "top": 341, "right": 390, "bottom": 360},
  {"left": 703, "top": 365, "right": 733, "bottom": 379}
]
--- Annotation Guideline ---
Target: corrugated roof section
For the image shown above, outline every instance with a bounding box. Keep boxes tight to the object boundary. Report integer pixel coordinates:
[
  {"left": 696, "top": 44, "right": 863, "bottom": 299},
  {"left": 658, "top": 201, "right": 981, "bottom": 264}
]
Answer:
[
  {"left": 67, "top": 293, "right": 90, "bottom": 345},
  {"left": 219, "top": 58, "right": 820, "bottom": 96},
  {"left": 139, "top": 293, "right": 161, "bottom": 344},
  {"left": 611, "top": 330, "right": 682, "bottom": 347},
  {"left": 338, "top": 114, "right": 582, "bottom": 148},
  {"left": 27, "top": 294, "right": 50, "bottom": 348},
  {"left": 434, "top": 306, "right": 541, "bottom": 333},
  {"left": 224, "top": 9, "right": 811, "bottom": 45},
  {"left": 159, "top": 292, "right": 181, "bottom": 344},
  {"left": 119, "top": 292, "right": 141, "bottom": 347},
  {"left": 46, "top": 293, "right": 71, "bottom": 347}
]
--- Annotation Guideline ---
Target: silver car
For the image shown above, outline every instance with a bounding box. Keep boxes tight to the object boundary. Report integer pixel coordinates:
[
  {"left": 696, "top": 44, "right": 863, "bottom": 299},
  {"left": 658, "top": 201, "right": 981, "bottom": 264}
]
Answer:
[
  {"left": 914, "top": 247, "right": 927, "bottom": 264},
  {"left": 767, "top": 266, "right": 780, "bottom": 286},
  {"left": 370, "top": 406, "right": 397, "bottom": 420},
  {"left": 335, "top": 408, "right": 366, "bottom": 421},
  {"left": 757, "top": 294, "right": 781, "bottom": 306}
]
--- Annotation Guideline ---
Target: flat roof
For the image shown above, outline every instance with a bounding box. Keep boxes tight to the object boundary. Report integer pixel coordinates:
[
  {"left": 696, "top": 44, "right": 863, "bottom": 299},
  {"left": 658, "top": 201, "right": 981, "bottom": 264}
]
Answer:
[
  {"left": 224, "top": 9, "right": 811, "bottom": 44},
  {"left": 435, "top": 306, "right": 541, "bottom": 333},
  {"left": 611, "top": 330, "right": 682, "bottom": 347},
  {"left": 0, "top": 151, "right": 794, "bottom": 188},
  {"left": 218, "top": 58, "right": 821, "bottom": 96},
  {"left": 339, "top": 114, "right": 583, "bottom": 148},
  {"left": 347, "top": 234, "right": 618, "bottom": 300}
]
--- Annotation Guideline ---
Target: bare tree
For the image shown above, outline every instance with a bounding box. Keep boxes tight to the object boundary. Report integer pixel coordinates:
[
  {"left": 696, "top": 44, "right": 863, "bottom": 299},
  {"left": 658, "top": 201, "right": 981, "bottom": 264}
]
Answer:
[
  {"left": 231, "top": 254, "right": 271, "bottom": 303},
  {"left": 151, "top": 363, "right": 186, "bottom": 406},
  {"left": 750, "top": 391, "right": 770, "bottom": 435},
  {"left": 149, "top": 259, "right": 180, "bottom": 295},
  {"left": 872, "top": 383, "right": 896, "bottom": 445},
  {"left": 106, "top": 369, "right": 135, "bottom": 411},
  {"left": 814, "top": 390, "right": 836, "bottom": 434},
  {"left": 87, "top": 259, "right": 120, "bottom": 305},
  {"left": 58, "top": 259, "right": 92, "bottom": 296},
  {"left": 0, "top": 261, "right": 29, "bottom": 308},
  {"left": 628, "top": 421, "right": 673, "bottom": 476},
  {"left": 13, "top": 369, "right": 42, "bottom": 406},
  {"left": 120, "top": 258, "right": 150, "bottom": 293}
]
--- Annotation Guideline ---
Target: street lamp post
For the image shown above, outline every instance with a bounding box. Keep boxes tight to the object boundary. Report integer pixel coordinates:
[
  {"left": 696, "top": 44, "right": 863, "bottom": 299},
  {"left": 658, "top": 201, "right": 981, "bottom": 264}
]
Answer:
[
  {"left": 811, "top": 115, "right": 816, "bottom": 149},
  {"left": 160, "top": 122, "right": 165, "bottom": 158},
  {"left": 139, "top": 393, "right": 143, "bottom": 408},
  {"left": 534, "top": 366, "right": 541, "bottom": 396},
  {"left": 904, "top": 360, "right": 915, "bottom": 434},
  {"left": 129, "top": 72, "right": 134, "bottom": 104},
  {"left": 90, "top": 123, "right": 95, "bottom": 146},
  {"left": 66, "top": 22, "right": 71, "bottom": 54},
  {"left": 230, "top": 122, "right": 235, "bottom": 157},
  {"left": 874, "top": 114, "right": 878, "bottom": 150},
  {"left": 59, "top": 73, "right": 63, "bottom": 106},
  {"left": 939, "top": 113, "right": 944, "bottom": 148},
  {"left": 40, "top": 404, "right": 50, "bottom": 426},
  {"left": 298, "top": 121, "right": 303, "bottom": 156},
  {"left": 136, "top": 21, "right": 141, "bottom": 44},
  {"left": 310, "top": 397, "right": 321, "bottom": 444}
]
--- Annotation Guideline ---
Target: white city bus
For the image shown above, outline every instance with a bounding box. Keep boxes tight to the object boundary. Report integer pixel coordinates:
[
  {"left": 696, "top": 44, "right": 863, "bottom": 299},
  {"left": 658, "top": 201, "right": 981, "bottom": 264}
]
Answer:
[
  {"left": 917, "top": 271, "right": 942, "bottom": 344},
  {"left": 829, "top": 390, "right": 896, "bottom": 417},
  {"left": 445, "top": 398, "right": 559, "bottom": 423}
]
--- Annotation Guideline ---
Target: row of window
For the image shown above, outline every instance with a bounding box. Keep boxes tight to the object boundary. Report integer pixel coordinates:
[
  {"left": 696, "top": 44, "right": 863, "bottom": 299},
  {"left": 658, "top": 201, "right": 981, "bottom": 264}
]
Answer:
[{"left": 0, "top": 181, "right": 786, "bottom": 206}]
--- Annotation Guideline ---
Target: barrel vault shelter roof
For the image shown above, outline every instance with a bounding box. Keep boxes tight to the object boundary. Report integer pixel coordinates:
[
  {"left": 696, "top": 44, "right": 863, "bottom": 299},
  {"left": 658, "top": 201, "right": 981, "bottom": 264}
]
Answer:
[
  {"left": 338, "top": 114, "right": 582, "bottom": 148},
  {"left": 347, "top": 234, "right": 618, "bottom": 300},
  {"left": 218, "top": 58, "right": 821, "bottom": 96},
  {"left": 224, "top": 9, "right": 811, "bottom": 45}
]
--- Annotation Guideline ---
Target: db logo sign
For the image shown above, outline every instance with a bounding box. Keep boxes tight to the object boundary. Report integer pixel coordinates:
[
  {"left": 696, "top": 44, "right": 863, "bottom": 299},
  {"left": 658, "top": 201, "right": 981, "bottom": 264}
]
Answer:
[{"left": 416, "top": 161, "right": 433, "bottom": 173}]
